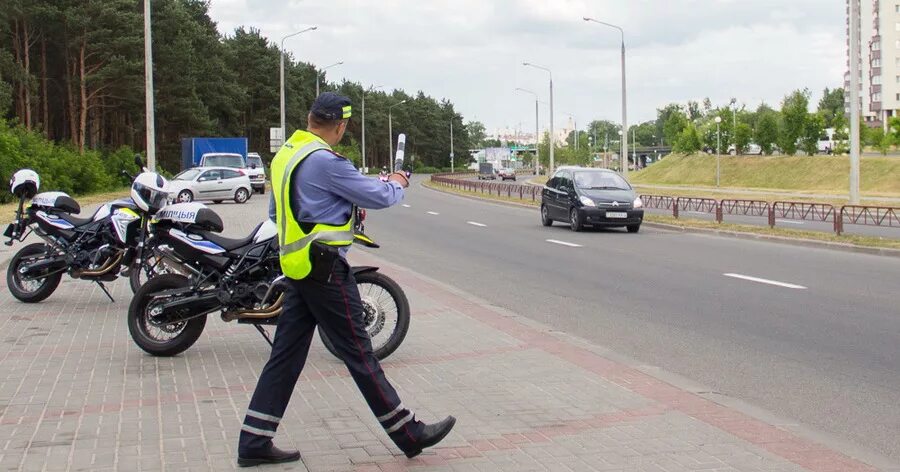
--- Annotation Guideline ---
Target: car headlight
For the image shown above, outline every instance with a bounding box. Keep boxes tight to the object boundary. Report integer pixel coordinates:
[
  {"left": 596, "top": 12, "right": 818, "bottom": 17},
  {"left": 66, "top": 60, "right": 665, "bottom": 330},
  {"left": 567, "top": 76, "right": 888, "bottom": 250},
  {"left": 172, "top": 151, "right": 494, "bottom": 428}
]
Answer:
[
  {"left": 579, "top": 196, "right": 596, "bottom": 207},
  {"left": 633, "top": 197, "right": 644, "bottom": 209}
]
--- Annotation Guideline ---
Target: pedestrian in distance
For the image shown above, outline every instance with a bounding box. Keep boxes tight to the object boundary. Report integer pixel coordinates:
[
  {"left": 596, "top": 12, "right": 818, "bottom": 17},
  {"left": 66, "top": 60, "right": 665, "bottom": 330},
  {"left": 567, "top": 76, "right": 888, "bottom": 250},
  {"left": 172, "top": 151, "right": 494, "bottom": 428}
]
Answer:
[{"left": 237, "top": 92, "right": 455, "bottom": 467}]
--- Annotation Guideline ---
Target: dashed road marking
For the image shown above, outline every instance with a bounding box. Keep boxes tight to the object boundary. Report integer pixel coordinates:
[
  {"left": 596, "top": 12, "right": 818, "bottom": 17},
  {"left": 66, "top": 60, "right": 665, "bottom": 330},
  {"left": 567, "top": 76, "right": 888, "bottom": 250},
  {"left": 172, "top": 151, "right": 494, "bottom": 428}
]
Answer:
[
  {"left": 467, "top": 221, "right": 487, "bottom": 227},
  {"left": 427, "top": 211, "right": 439, "bottom": 215},
  {"left": 546, "top": 239, "right": 582, "bottom": 248},
  {"left": 723, "top": 273, "right": 807, "bottom": 290},
  {"left": 775, "top": 219, "right": 804, "bottom": 225},
  {"left": 402, "top": 204, "right": 411, "bottom": 208}
]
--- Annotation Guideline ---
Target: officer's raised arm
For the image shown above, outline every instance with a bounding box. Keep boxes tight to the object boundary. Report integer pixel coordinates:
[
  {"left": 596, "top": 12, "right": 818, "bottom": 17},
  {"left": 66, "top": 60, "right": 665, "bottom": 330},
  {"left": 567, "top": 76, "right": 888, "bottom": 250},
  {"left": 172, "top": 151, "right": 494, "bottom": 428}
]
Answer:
[{"left": 326, "top": 158, "right": 407, "bottom": 210}]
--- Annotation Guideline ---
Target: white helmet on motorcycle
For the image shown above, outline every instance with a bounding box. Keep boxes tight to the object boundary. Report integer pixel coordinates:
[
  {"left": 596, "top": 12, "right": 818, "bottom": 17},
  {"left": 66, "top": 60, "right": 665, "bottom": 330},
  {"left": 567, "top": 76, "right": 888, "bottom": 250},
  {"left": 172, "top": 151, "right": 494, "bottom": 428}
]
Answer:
[
  {"left": 131, "top": 172, "right": 169, "bottom": 213},
  {"left": 9, "top": 169, "right": 40, "bottom": 199}
]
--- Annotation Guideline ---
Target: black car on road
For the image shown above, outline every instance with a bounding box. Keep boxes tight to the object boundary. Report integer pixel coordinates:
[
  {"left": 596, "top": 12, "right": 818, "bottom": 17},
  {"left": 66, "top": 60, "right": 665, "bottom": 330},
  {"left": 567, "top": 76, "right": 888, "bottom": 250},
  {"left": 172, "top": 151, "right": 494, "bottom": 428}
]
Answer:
[{"left": 541, "top": 168, "right": 644, "bottom": 232}]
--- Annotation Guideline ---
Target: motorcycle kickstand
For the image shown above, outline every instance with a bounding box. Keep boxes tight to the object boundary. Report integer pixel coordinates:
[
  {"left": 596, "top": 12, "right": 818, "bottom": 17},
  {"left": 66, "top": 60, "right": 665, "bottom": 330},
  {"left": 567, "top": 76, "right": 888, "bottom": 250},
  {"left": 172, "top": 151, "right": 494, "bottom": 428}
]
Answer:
[
  {"left": 95, "top": 281, "right": 115, "bottom": 303},
  {"left": 254, "top": 325, "right": 274, "bottom": 347}
]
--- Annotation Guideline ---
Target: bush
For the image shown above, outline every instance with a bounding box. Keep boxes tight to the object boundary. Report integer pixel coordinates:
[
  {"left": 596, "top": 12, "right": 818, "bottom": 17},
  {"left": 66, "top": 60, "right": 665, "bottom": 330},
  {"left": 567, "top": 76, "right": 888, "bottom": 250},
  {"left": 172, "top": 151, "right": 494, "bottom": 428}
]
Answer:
[{"left": 0, "top": 121, "right": 140, "bottom": 203}]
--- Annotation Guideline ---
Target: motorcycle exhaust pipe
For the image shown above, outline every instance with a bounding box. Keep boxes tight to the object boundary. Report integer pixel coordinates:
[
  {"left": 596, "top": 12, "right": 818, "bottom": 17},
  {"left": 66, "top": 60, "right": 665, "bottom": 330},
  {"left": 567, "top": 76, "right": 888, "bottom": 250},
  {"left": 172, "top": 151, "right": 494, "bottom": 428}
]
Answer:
[
  {"left": 75, "top": 250, "right": 125, "bottom": 278},
  {"left": 155, "top": 245, "right": 201, "bottom": 277},
  {"left": 152, "top": 291, "right": 221, "bottom": 324},
  {"left": 222, "top": 293, "right": 285, "bottom": 322}
]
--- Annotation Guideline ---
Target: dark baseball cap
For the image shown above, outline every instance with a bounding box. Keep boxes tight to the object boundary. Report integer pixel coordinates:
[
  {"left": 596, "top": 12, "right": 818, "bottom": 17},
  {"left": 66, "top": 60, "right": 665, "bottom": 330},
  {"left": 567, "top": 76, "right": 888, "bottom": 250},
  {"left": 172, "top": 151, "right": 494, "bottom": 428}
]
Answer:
[{"left": 311, "top": 92, "right": 352, "bottom": 121}]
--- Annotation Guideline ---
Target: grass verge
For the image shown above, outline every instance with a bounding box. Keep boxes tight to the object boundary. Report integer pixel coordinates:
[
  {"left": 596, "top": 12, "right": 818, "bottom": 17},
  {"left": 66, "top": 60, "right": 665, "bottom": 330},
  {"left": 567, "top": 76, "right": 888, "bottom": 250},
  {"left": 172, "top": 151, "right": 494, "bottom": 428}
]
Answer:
[
  {"left": 0, "top": 187, "right": 130, "bottom": 226},
  {"left": 423, "top": 180, "right": 900, "bottom": 251}
]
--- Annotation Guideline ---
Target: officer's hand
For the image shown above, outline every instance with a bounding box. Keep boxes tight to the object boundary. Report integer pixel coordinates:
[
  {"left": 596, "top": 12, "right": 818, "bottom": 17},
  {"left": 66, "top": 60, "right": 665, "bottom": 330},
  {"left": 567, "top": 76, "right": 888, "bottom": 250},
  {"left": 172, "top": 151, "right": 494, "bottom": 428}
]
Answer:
[{"left": 388, "top": 172, "right": 409, "bottom": 188}]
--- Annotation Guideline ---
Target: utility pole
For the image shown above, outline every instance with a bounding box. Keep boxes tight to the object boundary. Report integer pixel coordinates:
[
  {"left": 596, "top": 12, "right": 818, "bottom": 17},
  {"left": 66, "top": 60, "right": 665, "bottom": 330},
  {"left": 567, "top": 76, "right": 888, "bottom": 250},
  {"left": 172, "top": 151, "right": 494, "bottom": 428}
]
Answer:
[
  {"left": 144, "top": 0, "right": 156, "bottom": 170},
  {"left": 450, "top": 120, "right": 455, "bottom": 173},
  {"left": 849, "top": 0, "right": 861, "bottom": 204}
]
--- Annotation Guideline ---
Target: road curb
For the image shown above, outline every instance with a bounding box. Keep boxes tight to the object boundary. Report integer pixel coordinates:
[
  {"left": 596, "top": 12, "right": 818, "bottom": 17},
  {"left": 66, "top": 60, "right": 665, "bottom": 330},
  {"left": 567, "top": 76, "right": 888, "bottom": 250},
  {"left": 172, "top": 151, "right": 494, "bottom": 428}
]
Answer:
[{"left": 423, "top": 181, "right": 900, "bottom": 258}]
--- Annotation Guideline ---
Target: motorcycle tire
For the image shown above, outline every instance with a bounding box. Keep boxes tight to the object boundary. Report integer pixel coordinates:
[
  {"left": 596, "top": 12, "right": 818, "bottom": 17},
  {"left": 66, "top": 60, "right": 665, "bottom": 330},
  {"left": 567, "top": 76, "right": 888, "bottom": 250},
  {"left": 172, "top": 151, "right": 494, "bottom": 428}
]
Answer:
[
  {"left": 6, "top": 243, "right": 63, "bottom": 303},
  {"left": 128, "top": 274, "right": 206, "bottom": 357},
  {"left": 318, "top": 271, "right": 410, "bottom": 361},
  {"left": 129, "top": 252, "right": 169, "bottom": 294}
]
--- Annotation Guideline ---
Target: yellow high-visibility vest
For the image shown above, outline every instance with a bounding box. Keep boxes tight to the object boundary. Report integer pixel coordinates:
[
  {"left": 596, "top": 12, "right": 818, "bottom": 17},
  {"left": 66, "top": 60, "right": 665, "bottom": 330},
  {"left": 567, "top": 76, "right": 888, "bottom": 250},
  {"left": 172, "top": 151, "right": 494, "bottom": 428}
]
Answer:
[{"left": 270, "top": 130, "right": 354, "bottom": 280}]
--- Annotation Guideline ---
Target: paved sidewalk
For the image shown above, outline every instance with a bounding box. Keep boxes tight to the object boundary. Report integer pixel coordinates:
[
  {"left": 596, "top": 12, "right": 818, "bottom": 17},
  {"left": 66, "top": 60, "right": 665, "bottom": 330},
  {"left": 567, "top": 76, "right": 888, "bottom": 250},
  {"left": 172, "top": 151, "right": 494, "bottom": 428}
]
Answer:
[{"left": 0, "top": 247, "right": 896, "bottom": 471}]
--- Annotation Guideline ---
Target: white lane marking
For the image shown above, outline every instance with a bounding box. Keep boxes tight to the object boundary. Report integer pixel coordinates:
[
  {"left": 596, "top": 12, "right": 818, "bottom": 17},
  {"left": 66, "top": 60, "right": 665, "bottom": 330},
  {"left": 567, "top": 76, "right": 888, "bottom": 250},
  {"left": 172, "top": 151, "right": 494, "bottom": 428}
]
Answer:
[
  {"left": 467, "top": 221, "right": 487, "bottom": 227},
  {"left": 775, "top": 219, "right": 804, "bottom": 225},
  {"left": 402, "top": 204, "right": 411, "bottom": 208},
  {"left": 686, "top": 211, "right": 709, "bottom": 215},
  {"left": 427, "top": 211, "right": 439, "bottom": 215},
  {"left": 723, "top": 273, "right": 807, "bottom": 290},
  {"left": 546, "top": 239, "right": 582, "bottom": 248}
]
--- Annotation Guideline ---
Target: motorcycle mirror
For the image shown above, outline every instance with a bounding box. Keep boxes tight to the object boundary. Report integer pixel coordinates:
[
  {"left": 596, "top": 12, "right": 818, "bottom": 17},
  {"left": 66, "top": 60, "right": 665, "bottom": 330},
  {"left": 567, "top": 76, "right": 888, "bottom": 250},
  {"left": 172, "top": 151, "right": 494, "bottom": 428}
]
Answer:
[{"left": 134, "top": 154, "right": 144, "bottom": 168}]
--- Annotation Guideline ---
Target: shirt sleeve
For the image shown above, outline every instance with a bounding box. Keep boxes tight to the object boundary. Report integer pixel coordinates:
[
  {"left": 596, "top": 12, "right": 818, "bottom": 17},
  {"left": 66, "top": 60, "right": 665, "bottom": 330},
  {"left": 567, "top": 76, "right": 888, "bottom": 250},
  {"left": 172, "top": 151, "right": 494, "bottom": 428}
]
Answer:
[
  {"left": 325, "top": 156, "right": 405, "bottom": 209},
  {"left": 268, "top": 192, "right": 276, "bottom": 221}
]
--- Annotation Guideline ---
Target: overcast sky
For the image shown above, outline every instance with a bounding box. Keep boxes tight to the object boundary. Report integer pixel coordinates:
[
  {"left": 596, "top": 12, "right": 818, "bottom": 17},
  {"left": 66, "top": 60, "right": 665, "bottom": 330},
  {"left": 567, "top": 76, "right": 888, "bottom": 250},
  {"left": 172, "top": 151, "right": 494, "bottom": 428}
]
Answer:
[{"left": 207, "top": 0, "right": 845, "bottom": 134}]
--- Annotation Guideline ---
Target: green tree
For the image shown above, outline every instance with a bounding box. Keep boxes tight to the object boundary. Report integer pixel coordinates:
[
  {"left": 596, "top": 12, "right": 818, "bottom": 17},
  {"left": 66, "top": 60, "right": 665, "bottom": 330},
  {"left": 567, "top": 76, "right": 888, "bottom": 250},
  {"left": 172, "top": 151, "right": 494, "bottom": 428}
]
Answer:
[
  {"left": 778, "top": 89, "right": 810, "bottom": 156},
  {"left": 466, "top": 120, "right": 486, "bottom": 148},
  {"left": 800, "top": 113, "right": 824, "bottom": 156},
  {"left": 734, "top": 123, "right": 752, "bottom": 154},
  {"left": 817, "top": 87, "right": 845, "bottom": 128},
  {"left": 673, "top": 123, "right": 702, "bottom": 153},
  {"left": 663, "top": 110, "right": 688, "bottom": 146}
]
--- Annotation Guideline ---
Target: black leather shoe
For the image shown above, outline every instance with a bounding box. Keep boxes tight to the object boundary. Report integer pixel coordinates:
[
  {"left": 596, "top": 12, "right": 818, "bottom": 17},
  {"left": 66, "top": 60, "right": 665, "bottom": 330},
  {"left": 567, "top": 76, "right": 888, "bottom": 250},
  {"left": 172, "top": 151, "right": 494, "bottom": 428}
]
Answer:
[
  {"left": 237, "top": 445, "right": 301, "bottom": 467},
  {"left": 404, "top": 416, "right": 456, "bottom": 459}
]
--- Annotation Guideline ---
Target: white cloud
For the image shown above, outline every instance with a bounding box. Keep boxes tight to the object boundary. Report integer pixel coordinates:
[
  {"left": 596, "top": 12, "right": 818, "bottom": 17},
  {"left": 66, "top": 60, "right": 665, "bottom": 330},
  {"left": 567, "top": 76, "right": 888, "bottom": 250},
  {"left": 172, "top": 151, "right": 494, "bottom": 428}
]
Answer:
[{"left": 207, "top": 0, "right": 845, "bottom": 131}]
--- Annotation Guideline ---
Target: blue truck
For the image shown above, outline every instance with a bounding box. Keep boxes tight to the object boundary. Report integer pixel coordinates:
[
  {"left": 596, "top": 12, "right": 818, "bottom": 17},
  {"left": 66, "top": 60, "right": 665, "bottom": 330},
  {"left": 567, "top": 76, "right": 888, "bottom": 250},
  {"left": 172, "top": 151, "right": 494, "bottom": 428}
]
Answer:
[{"left": 180, "top": 137, "right": 248, "bottom": 170}]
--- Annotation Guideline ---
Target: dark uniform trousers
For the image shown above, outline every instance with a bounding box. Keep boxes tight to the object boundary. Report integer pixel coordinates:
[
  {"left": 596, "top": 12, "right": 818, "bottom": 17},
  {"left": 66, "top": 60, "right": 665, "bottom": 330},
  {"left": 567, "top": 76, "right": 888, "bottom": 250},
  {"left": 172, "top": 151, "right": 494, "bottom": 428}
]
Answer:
[{"left": 238, "top": 258, "right": 425, "bottom": 454}]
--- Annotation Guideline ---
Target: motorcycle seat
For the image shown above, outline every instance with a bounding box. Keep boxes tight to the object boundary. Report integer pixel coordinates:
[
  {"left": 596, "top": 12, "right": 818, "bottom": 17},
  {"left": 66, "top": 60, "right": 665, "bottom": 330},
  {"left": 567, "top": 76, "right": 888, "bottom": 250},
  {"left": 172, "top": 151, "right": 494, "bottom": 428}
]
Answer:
[
  {"left": 58, "top": 213, "right": 94, "bottom": 227},
  {"left": 196, "top": 222, "right": 263, "bottom": 251}
]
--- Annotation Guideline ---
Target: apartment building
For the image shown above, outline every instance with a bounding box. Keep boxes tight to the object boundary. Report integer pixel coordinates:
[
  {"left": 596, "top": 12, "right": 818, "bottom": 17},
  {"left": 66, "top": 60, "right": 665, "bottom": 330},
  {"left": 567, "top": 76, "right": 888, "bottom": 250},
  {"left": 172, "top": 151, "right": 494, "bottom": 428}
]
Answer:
[{"left": 847, "top": 0, "right": 900, "bottom": 127}]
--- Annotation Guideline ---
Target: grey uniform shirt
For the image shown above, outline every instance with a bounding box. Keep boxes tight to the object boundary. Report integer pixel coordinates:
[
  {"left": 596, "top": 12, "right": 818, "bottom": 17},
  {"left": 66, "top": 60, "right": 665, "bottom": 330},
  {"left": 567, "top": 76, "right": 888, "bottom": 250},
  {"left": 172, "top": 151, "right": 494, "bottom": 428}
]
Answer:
[{"left": 269, "top": 149, "right": 405, "bottom": 257}]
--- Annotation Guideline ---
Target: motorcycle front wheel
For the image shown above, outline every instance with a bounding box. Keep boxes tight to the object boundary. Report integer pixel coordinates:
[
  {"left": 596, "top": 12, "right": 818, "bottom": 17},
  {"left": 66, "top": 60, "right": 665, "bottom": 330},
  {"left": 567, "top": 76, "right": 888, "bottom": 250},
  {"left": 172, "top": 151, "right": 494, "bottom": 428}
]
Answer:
[
  {"left": 6, "top": 243, "right": 63, "bottom": 303},
  {"left": 128, "top": 274, "right": 207, "bottom": 357},
  {"left": 319, "top": 270, "right": 410, "bottom": 361}
]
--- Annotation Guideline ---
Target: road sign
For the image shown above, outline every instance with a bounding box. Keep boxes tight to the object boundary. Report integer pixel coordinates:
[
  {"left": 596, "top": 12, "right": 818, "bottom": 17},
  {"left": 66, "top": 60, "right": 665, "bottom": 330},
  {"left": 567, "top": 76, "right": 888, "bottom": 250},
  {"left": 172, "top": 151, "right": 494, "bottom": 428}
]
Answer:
[{"left": 270, "top": 127, "right": 284, "bottom": 153}]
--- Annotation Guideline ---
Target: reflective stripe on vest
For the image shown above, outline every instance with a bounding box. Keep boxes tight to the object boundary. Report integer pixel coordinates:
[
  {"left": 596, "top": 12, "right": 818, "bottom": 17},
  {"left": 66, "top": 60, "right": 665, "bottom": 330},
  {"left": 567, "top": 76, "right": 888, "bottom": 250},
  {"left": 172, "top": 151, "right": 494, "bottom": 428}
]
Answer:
[{"left": 271, "top": 130, "right": 355, "bottom": 280}]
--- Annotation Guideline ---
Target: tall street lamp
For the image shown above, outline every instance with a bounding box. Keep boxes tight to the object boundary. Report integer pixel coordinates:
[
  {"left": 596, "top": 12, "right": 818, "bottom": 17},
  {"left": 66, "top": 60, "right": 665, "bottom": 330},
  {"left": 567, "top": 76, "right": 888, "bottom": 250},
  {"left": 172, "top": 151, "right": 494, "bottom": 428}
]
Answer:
[
  {"left": 515, "top": 88, "right": 540, "bottom": 173},
  {"left": 361, "top": 84, "right": 382, "bottom": 173},
  {"left": 523, "top": 62, "right": 554, "bottom": 174},
  {"left": 316, "top": 61, "right": 344, "bottom": 97},
  {"left": 388, "top": 100, "right": 407, "bottom": 172},
  {"left": 715, "top": 116, "right": 722, "bottom": 187},
  {"left": 450, "top": 120, "right": 455, "bottom": 173},
  {"left": 584, "top": 17, "right": 627, "bottom": 177},
  {"left": 280, "top": 26, "right": 317, "bottom": 139},
  {"left": 144, "top": 0, "right": 156, "bottom": 170}
]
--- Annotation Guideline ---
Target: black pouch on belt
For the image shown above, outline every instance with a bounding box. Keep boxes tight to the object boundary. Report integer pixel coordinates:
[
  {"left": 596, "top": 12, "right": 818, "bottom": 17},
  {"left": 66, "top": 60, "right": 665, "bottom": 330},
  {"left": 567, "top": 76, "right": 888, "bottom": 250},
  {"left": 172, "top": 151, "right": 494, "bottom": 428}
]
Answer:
[{"left": 307, "top": 241, "right": 341, "bottom": 283}]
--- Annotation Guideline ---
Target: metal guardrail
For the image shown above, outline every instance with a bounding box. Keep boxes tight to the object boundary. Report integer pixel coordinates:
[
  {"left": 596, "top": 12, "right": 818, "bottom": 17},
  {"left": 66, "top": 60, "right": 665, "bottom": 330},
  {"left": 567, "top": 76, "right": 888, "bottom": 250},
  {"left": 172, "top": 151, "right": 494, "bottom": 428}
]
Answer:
[{"left": 431, "top": 174, "right": 899, "bottom": 236}]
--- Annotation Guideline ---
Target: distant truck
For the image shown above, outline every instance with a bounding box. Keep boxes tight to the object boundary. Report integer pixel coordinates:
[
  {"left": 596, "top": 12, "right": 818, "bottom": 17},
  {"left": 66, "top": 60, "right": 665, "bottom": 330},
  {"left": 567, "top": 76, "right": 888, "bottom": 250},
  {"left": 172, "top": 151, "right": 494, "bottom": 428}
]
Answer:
[
  {"left": 477, "top": 162, "right": 496, "bottom": 180},
  {"left": 181, "top": 137, "right": 248, "bottom": 170}
]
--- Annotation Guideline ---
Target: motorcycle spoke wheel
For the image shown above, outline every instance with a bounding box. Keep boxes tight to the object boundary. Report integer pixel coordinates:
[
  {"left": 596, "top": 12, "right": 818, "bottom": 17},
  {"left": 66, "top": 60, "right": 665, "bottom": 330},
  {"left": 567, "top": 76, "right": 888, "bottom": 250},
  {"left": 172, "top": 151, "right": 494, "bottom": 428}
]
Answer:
[
  {"left": 143, "top": 300, "right": 188, "bottom": 342},
  {"left": 13, "top": 257, "right": 50, "bottom": 293},
  {"left": 358, "top": 281, "right": 399, "bottom": 352}
]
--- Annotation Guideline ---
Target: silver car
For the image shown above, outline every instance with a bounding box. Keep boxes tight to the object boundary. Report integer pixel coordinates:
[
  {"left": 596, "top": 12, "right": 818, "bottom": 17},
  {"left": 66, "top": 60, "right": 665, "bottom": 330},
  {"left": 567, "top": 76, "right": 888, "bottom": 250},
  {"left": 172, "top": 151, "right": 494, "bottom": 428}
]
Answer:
[{"left": 169, "top": 167, "right": 252, "bottom": 204}]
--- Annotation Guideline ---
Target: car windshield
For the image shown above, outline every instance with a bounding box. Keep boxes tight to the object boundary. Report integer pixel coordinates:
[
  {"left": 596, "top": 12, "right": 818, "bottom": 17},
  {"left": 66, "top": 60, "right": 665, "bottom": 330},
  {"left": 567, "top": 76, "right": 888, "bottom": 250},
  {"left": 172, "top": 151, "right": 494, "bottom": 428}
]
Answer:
[
  {"left": 203, "top": 155, "right": 245, "bottom": 168},
  {"left": 573, "top": 171, "right": 631, "bottom": 190},
  {"left": 174, "top": 169, "right": 201, "bottom": 181},
  {"left": 248, "top": 156, "right": 263, "bottom": 167}
]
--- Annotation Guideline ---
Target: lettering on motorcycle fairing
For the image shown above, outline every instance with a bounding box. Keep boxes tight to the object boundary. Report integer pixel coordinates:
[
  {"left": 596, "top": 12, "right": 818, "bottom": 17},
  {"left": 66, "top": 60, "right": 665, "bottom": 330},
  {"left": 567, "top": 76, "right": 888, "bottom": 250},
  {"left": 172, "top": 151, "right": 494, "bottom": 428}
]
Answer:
[
  {"left": 31, "top": 191, "right": 69, "bottom": 208},
  {"left": 156, "top": 209, "right": 198, "bottom": 221}
]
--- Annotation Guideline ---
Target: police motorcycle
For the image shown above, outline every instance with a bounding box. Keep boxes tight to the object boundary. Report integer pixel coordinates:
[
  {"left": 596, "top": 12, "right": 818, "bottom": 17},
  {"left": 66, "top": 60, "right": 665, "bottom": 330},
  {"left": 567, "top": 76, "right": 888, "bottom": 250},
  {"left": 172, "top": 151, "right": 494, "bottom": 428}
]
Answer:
[
  {"left": 126, "top": 189, "right": 410, "bottom": 360},
  {"left": 4, "top": 158, "right": 160, "bottom": 303}
]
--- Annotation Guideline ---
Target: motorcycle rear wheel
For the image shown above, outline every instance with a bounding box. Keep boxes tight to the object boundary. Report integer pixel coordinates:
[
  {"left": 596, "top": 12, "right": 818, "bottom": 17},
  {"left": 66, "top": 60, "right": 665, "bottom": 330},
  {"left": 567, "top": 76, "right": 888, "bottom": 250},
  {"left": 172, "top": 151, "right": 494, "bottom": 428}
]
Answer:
[
  {"left": 318, "top": 271, "right": 410, "bottom": 361},
  {"left": 128, "top": 274, "right": 206, "bottom": 356},
  {"left": 7, "top": 243, "right": 63, "bottom": 303}
]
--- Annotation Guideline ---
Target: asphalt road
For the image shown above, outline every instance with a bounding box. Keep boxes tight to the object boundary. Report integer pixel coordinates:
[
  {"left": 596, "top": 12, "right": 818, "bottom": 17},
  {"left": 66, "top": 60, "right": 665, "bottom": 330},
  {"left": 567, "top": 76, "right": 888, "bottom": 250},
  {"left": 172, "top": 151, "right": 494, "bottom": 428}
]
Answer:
[
  {"left": 358, "top": 176, "right": 900, "bottom": 461},
  {"left": 459, "top": 174, "right": 900, "bottom": 239}
]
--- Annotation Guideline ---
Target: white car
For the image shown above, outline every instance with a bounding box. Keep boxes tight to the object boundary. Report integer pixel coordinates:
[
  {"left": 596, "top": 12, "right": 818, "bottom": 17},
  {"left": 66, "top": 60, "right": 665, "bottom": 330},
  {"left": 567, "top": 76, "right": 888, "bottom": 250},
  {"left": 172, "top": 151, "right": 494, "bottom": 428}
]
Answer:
[
  {"left": 728, "top": 143, "right": 763, "bottom": 155},
  {"left": 247, "top": 152, "right": 266, "bottom": 194},
  {"left": 169, "top": 167, "right": 252, "bottom": 204},
  {"left": 199, "top": 152, "right": 246, "bottom": 169}
]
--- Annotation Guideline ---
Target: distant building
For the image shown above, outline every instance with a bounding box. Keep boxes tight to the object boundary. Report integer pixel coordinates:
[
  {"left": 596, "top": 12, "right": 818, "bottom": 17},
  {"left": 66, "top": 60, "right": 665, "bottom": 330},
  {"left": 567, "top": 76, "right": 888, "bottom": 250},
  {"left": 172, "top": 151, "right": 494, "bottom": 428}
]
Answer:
[{"left": 846, "top": 0, "right": 900, "bottom": 128}]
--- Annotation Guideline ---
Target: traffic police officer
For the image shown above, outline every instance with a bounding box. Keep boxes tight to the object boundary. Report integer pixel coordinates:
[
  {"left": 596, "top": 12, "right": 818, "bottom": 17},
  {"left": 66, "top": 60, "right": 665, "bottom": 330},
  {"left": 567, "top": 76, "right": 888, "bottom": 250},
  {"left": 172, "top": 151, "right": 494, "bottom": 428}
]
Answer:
[{"left": 237, "top": 93, "right": 455, "bottom": 467}]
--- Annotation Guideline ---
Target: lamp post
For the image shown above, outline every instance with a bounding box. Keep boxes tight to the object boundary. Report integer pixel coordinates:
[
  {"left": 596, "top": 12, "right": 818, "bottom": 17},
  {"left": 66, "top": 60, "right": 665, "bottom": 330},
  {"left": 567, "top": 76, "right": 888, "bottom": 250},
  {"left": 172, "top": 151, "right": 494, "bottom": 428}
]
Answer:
[
  {"left": 316, "top": 61, "right": 343, "bottom": 97},
  {"left": 143, "top": 0, "right": 156, "bottom": 170},
  {"left": 361, "top": 84, "right": 382, "bottom": 173},
  {"left": 849, "top": 0, "right": 861, "bottom": 204},
  {"left": 715, "top": 116, "right": 722, "bottom": 187},
  {"left": 584, "top": 17, "right": 627, "bottom": 177},
  {"left": 280, "top": 26, "right": 317, "bottom": 139},
  {"left": 617, "top": 129, "right": 623, "bottom": 172},
  {"left": 632, "top": 127, "right": 637, "bottom": 169},
  {"left": 515, "top": 88, "right": 540, "bottom": 174},
  {"left": 388, "top": 100, "right": 407, "bottom": 172},
  {"left": 523, "top": 62, "right": 554, "bottom": 174},
  {"left": 450, "top": 120, "right": 455, "bottom": 173}
]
